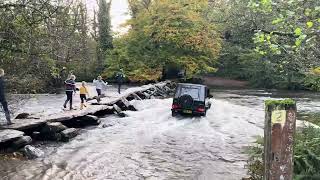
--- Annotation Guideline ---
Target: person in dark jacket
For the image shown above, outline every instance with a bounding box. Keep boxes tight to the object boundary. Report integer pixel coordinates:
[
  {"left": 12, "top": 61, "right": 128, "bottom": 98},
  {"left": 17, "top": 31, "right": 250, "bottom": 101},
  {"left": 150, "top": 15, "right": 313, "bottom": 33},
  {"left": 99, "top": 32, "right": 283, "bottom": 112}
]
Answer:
[
  {"left": 0, "top": 69, "right": 12, "bottom": 125},
  {"left": 115, "top": 69, "right": 125, "bottom": 94},
  {"left": 63, "top": 75, "right": 77, "bottom": 110}
]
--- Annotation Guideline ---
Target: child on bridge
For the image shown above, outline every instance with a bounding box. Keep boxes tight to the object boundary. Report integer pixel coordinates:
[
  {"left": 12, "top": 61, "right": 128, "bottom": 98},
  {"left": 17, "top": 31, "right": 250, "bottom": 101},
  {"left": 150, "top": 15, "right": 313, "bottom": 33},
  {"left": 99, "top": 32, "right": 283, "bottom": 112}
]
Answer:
[
  {"left": 80, "top": 81, "right": 90, "bottom": 110},
  {"left": 93, "top": 76, "right": 108, "bottom": 103}
]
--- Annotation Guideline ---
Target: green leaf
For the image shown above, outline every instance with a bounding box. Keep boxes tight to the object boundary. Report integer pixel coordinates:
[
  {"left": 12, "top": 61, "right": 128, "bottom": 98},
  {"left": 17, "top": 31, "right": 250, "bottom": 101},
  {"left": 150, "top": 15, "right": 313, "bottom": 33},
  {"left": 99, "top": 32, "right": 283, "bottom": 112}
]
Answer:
[
  {"left": 295, "top": 39, "right": 302, "bottom": 46},
  {"left": 295, "top": 35, "right": 307, "bottom": 47},
  {"left": 272, "top": 18, "right": 283, "bottom": 25},
  {"left": 294, "top": 28, "right": 302, "bottom": 36},
  {"left": 270, "top": 44, "right": 279, "bottom": 49},
  {"left": 284, "top": 45, "right": 291, "bottom": 49},
  {"left": 286, "top": 10, "right": 295, "bottom": 17},
  {"left": 307, "top": 21, "right": 314, "bottom": 28},
  {"left": 300, "top": 34, "right": 307, "bottom": 40},
  {"left": 305, "top": 8, "right": 312, "bottom": 16},
  {"left": 259, "top": 34, "right": 265, "bottom": 42},
  {"left": 266, "top": 34, "right": 271, "bottom": 43}
]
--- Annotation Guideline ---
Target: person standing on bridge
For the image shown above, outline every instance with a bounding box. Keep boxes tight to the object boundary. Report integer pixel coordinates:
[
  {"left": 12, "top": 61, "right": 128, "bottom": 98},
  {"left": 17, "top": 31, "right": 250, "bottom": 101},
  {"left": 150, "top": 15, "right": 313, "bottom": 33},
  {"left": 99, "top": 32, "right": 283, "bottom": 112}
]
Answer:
[
  {"left": 93, "top": 76, "right": 108, "bottom": 103},
  {"left": 0, "top": 68, "right": 12, "bottom": 125},
  {"left": 63, "top": 75, "right": 77, "bottom": 110},
  {"left": 79, "top": 81, "right": 90, "bottom": 110},
  {"left": 115, "top": 69, "right": 125, "bottom": 94}
]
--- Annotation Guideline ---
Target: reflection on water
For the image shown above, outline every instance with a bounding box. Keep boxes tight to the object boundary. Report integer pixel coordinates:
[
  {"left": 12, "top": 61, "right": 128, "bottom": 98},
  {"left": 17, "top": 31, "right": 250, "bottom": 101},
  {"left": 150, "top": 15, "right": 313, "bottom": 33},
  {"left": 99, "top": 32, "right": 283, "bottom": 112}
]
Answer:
[{"left": 1, "top": 88, "right": 320, "bottom": 180}]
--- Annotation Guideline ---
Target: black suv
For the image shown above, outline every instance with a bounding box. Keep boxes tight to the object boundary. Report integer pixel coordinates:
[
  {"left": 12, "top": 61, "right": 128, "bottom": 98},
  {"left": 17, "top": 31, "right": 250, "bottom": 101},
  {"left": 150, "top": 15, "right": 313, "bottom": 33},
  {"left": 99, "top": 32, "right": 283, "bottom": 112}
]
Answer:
[{"left": 171, "top": 83, "right": 212, "bottom": 117}]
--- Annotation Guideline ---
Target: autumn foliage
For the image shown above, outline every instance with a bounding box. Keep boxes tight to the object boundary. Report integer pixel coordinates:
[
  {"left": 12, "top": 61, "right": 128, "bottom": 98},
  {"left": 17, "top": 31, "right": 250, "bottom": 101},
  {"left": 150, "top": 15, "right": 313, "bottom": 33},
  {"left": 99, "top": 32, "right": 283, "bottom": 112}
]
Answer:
[{"left": 104, "top": 0, "right": 221, "bottom": 81}]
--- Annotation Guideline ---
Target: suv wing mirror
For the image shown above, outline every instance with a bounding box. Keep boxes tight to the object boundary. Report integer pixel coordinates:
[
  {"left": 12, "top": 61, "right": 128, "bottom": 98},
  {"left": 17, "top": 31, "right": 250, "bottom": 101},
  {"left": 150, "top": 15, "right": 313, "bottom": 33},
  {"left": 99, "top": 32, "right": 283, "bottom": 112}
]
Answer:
[{"left": 206, "top": 88, "right": 213, "bottom": 98}]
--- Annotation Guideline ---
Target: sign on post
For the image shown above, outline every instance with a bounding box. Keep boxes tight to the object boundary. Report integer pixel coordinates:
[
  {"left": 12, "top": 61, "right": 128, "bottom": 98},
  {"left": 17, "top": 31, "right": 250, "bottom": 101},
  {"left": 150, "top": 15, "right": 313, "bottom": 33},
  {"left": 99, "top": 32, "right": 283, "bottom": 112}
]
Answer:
[{"left": 264, "top": 99, "right": 296, "bottom": 180}]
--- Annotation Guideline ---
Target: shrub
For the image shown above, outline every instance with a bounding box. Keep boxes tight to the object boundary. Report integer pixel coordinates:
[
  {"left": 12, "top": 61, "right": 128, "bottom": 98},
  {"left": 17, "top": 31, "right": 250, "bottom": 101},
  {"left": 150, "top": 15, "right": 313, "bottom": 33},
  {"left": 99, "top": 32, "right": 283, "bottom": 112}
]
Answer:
[
  {"left": 304, "top": 73, "right": 320, "bottom": 91},
  {"left": 244, "top": 136, "right": 264, "bottom": 180},
  {"left": 7, "top": 75, "right": 48, "bottom": 94}
]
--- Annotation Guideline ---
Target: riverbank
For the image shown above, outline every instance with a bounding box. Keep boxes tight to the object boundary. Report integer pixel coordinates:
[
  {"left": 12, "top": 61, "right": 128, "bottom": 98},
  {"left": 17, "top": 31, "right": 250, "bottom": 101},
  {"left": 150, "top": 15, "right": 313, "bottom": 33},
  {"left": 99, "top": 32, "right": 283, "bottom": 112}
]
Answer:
[{"left": 202, "top": 76, "right": 249, "bottom": 88}]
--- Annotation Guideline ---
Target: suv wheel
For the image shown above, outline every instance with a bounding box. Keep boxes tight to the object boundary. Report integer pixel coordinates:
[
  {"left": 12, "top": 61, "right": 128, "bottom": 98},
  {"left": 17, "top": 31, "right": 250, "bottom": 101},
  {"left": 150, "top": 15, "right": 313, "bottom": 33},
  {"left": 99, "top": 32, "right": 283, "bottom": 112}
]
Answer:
[{"left": 172, "top": 111, "right": 178, "bottom": 117}]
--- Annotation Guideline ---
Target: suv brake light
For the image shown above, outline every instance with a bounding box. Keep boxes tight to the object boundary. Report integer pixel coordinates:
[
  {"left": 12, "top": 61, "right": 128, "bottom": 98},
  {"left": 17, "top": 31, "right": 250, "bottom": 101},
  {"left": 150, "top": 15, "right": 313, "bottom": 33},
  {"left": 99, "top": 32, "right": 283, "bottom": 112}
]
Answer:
[
  {"left": 197, "top": 107, "right": 205, "bottom": 112},
  {"left": 172, "top": 104, "right": 180, "bottom": 109}
]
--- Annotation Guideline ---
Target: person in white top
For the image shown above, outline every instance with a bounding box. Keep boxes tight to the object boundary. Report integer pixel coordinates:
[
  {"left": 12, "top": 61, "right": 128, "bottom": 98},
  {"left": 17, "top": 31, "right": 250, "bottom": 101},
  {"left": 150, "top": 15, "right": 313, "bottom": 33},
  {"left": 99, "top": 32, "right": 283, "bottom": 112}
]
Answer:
[{"left": 93, "top": 76, "right": 108, "bottom": 102}]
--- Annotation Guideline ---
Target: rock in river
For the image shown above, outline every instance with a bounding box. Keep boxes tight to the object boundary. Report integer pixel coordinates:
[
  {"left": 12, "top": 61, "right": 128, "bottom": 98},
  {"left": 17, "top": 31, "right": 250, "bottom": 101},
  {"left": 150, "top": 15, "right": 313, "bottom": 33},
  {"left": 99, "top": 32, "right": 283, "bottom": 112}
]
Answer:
[
  {"left": 12, "top": 136, "right": 32, "bottom": 149},
  {"left": 15, "top": 113, "right": 30, "bottom": 119},
  {"left": 82, "top": 115, "right": 100, "bottom": 125},
  {"left": 113, "top": 104, "right": 127, "bottom": 117},
  {"left": 41, "top": 122, "right": 67, "bottom": 134},
  {"left": 61, "top": 128, "right": 80, "bottom": 142},
  {"left": 0, "top": 129, "right": 24, "bottom": 144},
  {"left": 62, "top": 115, "right": 101, "bottom": 128},
  {"left": 24, "top": 145, "right": 44, "bottom": 159}
]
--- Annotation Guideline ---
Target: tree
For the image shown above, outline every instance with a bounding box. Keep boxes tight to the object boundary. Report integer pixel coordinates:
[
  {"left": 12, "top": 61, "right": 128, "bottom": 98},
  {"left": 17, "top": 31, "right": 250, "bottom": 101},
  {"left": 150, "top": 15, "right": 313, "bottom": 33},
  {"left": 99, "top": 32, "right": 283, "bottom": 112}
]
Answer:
[
  {"left": 104, "top": 0, "right": 221, "bottom": 82},
  {"left": 249, "top": 0, "right": 320, "bottom": 89},
  {"left": 128, "top": 0, "right": 152, "bottom": 18},
  {"left": 0, "top": 0, "right": 97, "bottom": 93},
  {"left": 207, "top": 0, "right": 320, "bottom": 90},
  {"left": 96, "top": 0, "right": 113, "bottom": 73}
]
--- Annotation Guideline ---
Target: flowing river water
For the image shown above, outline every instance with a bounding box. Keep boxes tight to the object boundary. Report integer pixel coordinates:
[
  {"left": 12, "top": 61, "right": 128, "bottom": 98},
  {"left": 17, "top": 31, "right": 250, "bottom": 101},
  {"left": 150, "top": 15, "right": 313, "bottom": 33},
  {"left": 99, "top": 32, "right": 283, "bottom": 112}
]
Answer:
[{"left": 1, "top": 87, "right": 320, "bottom": 180}]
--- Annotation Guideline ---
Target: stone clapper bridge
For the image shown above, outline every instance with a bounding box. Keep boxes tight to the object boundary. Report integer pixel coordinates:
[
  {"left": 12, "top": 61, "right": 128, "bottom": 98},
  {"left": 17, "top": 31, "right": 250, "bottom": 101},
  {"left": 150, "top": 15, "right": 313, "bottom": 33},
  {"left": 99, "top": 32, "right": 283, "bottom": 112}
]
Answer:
[{"left": 0, "top": 81, "right": 176, "bottom": 155}]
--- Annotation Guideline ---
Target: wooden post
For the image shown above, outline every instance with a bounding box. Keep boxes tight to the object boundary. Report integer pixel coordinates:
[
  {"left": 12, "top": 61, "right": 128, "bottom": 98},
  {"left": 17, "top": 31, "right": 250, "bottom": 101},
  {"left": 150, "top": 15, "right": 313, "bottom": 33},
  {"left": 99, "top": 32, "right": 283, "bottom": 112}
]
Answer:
[{"left": 264, "top": 99, "right": 296, "bottom": 180}]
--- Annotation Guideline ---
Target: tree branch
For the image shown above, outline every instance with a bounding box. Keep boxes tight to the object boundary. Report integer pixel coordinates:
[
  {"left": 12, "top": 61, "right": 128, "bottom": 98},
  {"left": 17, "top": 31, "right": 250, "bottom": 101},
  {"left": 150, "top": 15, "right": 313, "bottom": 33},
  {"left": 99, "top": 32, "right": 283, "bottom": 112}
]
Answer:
[
  {"left": 0, "top": 3, "right": 26, "bottom": 9},
  {"left": 253, "top": 29, "right": 296, "bottom": 37}
]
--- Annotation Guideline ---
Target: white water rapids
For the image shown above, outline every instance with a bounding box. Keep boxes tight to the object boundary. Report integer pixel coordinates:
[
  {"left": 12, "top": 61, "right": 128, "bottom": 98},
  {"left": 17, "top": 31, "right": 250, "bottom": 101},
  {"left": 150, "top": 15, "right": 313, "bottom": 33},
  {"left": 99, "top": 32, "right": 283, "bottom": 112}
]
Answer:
[{"left": 1, "top": 96, "right": 264, "bottom": 180}]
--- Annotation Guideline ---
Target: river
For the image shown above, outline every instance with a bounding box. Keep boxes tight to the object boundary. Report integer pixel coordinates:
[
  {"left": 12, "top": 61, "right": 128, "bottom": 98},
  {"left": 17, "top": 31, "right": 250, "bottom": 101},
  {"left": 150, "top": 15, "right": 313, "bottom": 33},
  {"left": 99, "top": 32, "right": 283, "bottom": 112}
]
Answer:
[{"left": 1, "top": 87, "right": 320, "bottom": 180}]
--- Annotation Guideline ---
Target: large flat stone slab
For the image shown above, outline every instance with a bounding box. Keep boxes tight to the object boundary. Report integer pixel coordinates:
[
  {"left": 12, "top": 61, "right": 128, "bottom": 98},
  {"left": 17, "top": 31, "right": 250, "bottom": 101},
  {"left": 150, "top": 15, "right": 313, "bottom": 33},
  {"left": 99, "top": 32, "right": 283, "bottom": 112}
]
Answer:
[
  {"left": 0, "top": 129, "right": 24, "bottom": 143},
  {"left": 46, "top": 104, "right": 113, "bottom": 122},
  {"left": 4, "top": 118, "right": 47, "bottom": 131}
]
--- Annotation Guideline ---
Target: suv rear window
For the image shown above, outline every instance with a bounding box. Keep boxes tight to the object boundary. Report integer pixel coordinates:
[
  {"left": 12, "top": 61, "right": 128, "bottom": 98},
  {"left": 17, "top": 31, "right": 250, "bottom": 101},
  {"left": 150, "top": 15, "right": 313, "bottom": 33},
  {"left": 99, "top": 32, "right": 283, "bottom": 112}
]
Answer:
[{"left": 180, "top": 86, "right": 200, "bottom": 100}]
